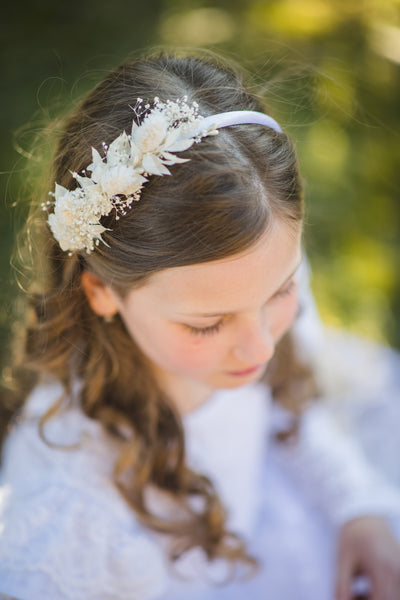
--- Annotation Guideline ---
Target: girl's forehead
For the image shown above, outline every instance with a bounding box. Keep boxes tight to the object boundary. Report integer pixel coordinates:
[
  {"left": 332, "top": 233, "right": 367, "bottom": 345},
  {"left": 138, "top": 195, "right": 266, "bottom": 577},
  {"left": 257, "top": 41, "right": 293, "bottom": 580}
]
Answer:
[{"left": 126, "top": 221, "right": 302, "bottom": 313}]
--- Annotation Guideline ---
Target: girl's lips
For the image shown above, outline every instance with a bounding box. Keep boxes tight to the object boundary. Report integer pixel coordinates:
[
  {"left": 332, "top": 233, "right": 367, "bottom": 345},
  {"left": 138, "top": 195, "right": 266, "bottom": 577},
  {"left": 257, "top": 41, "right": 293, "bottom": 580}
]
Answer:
[{"left": 226, "top": 364, "right": 264, "bottom": 377}]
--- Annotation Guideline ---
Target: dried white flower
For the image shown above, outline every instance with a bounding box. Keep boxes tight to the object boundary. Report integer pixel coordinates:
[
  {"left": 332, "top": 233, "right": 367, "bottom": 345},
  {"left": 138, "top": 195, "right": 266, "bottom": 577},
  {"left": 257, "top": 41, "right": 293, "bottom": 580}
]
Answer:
[
  {"left": 45, "top": 100, "right": 282, "bottom": 254},
  {"left": 48, "top": 184, "right": 111, "bottom": 253},
  {"left": 95, "top": 165, "right": 146, "bottom": 197},
  {"left": 46, "top": 98, "right": 213, "bottom": 253},
  {"left": 133, "top": 112, "right": 169, "bottom": 154}
]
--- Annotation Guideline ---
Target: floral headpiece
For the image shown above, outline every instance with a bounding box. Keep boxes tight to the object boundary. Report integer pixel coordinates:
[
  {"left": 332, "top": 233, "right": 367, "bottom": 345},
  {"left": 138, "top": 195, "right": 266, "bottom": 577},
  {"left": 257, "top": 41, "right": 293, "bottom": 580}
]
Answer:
[{"left": 44, "top": 98, "right": 282, "bottom": 254}]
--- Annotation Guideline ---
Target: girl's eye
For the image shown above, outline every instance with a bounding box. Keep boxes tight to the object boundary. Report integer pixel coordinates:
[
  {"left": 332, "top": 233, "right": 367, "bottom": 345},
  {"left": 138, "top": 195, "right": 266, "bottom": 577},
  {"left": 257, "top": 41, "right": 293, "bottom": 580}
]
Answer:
[
  {"left": 186, "top": 320, "right": 224, "bottom": 337},
  {"left": 274, "top": 280, "right": 296, "bottom": 299}
]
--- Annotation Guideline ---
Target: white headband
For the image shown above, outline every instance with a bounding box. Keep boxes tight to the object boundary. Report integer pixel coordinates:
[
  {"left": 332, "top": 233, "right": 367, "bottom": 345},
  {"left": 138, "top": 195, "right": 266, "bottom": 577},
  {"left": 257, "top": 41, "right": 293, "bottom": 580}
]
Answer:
[
  {"left": 194, "top": 110, "right": 282, "bottom": 136},
  {"left": 44, "top": 98, "right": 282, "bottom": 254}
]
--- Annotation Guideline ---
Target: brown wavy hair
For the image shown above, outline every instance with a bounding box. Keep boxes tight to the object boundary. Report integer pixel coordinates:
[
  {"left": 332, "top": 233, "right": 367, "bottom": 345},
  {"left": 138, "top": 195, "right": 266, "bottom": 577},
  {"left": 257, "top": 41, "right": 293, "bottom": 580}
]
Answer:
[{"left": 4, "top": 51, "right": 317, "bottom": 573}]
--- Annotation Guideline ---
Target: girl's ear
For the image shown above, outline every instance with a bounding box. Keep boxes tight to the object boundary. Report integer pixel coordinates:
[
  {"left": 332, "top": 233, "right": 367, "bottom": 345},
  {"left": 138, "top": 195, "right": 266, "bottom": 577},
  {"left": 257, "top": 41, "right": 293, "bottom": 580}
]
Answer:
[{"left": 81, "top": 270, "right": 119, "bottom": 318}]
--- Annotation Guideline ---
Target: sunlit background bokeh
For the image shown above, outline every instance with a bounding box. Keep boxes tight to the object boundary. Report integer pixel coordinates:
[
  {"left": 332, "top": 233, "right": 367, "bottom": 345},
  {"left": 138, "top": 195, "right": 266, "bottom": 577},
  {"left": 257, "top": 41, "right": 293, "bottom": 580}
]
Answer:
[{"left": 1, "top": 0, "right": 400, "bottom": 376}]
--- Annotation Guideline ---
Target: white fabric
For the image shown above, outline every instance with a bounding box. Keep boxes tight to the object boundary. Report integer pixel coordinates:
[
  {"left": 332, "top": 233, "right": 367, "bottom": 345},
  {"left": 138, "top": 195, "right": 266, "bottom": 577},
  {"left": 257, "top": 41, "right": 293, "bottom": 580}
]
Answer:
[
  {"left": 0, "top": 381, "right": 167, "bottom": 600},
  {"left": 0, "top": 259, "right": 400, "bottom": 599},
  {"left": 1, "top": 359, "right": 400, "bottom": 600}
]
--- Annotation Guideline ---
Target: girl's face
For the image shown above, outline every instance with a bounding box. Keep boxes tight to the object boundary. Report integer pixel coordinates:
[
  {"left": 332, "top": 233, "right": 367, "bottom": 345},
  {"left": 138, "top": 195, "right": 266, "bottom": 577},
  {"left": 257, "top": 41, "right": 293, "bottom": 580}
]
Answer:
[{"left": 110, "top": 220, "right": 302, "bottom": 413}]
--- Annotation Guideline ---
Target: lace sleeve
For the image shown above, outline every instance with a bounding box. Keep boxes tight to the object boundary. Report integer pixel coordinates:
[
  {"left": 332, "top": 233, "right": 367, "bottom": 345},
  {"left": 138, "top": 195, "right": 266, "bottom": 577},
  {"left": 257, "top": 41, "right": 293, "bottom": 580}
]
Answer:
[
  {"left": 0, "top": 384, "right": 168, "bottom": 600},
  {"left": 0, "top": 481, "right": 167, "bottom": 600},
  {"left": 270, "top": 402, "right": 400, "bottom": 525}
]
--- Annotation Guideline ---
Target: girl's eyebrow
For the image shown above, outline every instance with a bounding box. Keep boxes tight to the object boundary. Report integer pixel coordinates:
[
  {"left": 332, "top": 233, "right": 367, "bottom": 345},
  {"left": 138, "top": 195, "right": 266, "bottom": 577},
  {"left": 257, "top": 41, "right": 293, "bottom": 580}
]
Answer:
[{"left": 178, "top": 260, "right": 302, "bottom": 319}]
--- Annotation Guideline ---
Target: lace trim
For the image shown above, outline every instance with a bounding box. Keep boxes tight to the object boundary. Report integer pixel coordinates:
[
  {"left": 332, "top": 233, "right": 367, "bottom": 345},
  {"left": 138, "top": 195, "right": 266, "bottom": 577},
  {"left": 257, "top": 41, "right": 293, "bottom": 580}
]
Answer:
[{"left": 0, "top": 483, "right": 166, "bottom": 600}]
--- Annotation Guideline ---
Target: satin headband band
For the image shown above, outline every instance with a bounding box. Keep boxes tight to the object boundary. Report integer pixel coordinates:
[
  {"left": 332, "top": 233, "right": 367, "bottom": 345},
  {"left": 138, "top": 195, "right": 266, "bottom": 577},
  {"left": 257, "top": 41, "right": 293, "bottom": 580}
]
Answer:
[{"left": 194, "top": 110, "right": 282, "bottom": 135}]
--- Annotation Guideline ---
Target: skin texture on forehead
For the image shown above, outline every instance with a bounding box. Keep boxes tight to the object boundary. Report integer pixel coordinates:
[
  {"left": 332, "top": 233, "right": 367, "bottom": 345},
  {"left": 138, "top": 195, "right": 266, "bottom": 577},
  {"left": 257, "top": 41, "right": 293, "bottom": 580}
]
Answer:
[{"left": 138, "top": 223, "right": 302, "bottom": 319}]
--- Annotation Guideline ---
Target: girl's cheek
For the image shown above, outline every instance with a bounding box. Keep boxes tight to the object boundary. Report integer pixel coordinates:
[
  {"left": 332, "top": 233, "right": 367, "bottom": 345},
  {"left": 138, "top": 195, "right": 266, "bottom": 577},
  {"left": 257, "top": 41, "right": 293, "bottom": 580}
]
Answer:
[{"left": 166, "top": 335, "right": 221, "bottom": 371}]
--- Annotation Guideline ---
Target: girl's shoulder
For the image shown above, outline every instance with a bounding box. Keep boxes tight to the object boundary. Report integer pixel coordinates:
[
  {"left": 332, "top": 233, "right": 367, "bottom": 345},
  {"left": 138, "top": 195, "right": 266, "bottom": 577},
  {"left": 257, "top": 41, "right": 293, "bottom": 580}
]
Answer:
[
  {"left": 0, "top": 380, "right": 167, "bottom": 600},
  {"left": 1, "top": 379, "right": 119, "bottom": 486}
]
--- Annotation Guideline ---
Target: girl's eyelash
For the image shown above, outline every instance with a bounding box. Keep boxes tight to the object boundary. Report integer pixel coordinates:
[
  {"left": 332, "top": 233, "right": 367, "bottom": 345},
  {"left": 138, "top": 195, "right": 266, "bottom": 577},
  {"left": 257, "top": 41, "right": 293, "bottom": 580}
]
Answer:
[
  {"left": 187, "top": 320, "right": 224, "bottom": 336},
  {"left": 184, "top": 281, "right": 296, "bottom": 337},
  {"left": 275, "top": 280, "right": 296, "bottom": 298}
]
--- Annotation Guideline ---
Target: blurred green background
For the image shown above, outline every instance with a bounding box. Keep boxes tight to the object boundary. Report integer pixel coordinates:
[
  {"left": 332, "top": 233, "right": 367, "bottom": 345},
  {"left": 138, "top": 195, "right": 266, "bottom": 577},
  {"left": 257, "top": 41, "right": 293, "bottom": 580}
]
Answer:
[{"left": 1, "top": 0, "right": 400, "bottom": 377}]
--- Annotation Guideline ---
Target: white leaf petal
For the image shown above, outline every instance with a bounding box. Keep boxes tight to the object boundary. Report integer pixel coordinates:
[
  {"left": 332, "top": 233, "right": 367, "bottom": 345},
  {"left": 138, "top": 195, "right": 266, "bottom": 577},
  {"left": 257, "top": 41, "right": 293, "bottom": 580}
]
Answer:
[
  {"left": 167, "top": 138, "right": 195, "bottom": 152},
  {"left": 107, "top": 132, "right": 130, "bottom": 167},
  {"left": 91, "top": 147, "right": 103, "bottom": 166},
  {"left": 54, "top": 183, "right": 68, "bottom": 200},
  {"left": 164, "top": 127, "right": 181, "bottom": 146},
  {"left": 142, "top": 154, "right": 171, "bottom": 175},
  {"left": 129, "top": 140, "right": 140, "bottom": 164},
  {"left": 134, "top": 114, "right": 169, "bottom": 153},
  {"left": 161, "top": 152, "right": 190, "bottom": 165},
  {"left": 74, "top": 173, "right": 93, "bottom": 189}
]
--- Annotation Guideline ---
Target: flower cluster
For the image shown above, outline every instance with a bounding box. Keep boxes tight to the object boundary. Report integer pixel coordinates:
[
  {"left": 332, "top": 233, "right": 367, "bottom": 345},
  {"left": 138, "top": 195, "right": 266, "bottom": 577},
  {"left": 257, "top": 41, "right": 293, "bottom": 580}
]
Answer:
[{"left": 44, "top": 98, "right": 218, "bottom": 253}]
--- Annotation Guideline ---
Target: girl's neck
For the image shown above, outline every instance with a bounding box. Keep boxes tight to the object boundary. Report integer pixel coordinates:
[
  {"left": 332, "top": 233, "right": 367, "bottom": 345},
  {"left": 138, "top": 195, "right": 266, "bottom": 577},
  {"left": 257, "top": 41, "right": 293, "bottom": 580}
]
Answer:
[{"left": 153, "top": 367, "right": 214, "bottom": 415}]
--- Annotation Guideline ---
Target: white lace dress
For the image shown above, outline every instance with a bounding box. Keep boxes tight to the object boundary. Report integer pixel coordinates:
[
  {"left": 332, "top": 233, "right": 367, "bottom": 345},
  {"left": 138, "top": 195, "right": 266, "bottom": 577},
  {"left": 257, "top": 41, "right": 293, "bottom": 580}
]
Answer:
[
  {"left": 0, "top": 340, "right": 400, "bottom": 600},
  {"left": 1, "top": 267, "right": 400, "bottom": 599}
]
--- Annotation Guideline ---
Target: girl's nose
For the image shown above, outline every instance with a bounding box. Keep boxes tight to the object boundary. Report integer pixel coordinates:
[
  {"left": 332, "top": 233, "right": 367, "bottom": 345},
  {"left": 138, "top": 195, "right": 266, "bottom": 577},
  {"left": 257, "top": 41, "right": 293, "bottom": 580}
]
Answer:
[{"left": 232, "top": 316, "right": 276, "bottom": 365}]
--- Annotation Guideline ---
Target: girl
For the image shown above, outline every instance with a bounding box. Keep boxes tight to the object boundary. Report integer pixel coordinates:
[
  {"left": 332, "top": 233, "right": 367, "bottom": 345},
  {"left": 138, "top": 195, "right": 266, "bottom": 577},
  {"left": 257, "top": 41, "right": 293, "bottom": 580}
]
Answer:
[{"left": 1, "top": 51, "right": 400, "bottom": 600}]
